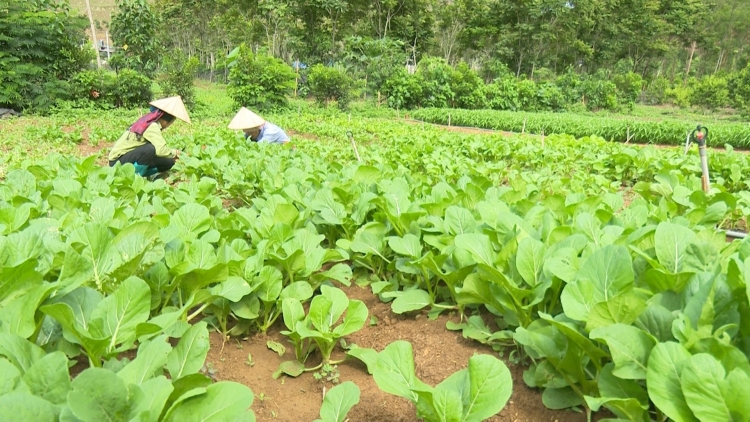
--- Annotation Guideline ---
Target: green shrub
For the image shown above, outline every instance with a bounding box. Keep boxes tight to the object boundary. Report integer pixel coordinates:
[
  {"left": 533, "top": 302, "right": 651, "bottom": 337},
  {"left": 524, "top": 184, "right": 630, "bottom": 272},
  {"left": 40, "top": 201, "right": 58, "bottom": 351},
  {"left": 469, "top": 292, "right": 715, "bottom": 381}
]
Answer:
[
  {"left": 227, "top": 45, "right": 296, "bottom": 111},
  {"left": 450, "top": 61, "right": 486, "bottom": 109},
  {"left": 536, "top": 83, "right": 566, "bottom": 112},
  {"left": 484, "top": 77, "right": 519, "bottom": 111},
  {"left": 382, "top": 68, "right": 423, "bottom": 109},
  {"left": 159, "top": 50, "right": 200, "bottom": 108},
  {"left": 116, "top": 69, "right": 153, "bottom": 108},
  {"left": 691, "top": 75, "right": 730, "bottom": 111},
  {"left": 729, "top": 64, "right": 750, "bottom": 118},
  {"left": 517, "top": 79, "right": 538, "bottom": 111},
  {"left": 110, "top": 0, "right": 161, "bottom": 76},
  {"left": 581, "top": 76, "right": 618, "bottom": 111},
  {"left": 665, "top": 85, "right": 693, "bottom": 108},
  {"left": 643, "top": 77, "right": 670, "bottom": 105},
  {"left": 308, "top": 64, "right": 354, "bottom": 110},
  {"left": 612, "top": 71, "right": 643, "bottom": 111},
  {"left": 70, "top": 70, "right": 118, "bottom": 107},
  {"left": 417, "top": 57, "right": 454, "bottom": 108},
  {"left": 0, "top": 0, "right": 92, "bottom": 111},
  {"left": 555, "top": 68, "right": 583, "bottom": 105}
]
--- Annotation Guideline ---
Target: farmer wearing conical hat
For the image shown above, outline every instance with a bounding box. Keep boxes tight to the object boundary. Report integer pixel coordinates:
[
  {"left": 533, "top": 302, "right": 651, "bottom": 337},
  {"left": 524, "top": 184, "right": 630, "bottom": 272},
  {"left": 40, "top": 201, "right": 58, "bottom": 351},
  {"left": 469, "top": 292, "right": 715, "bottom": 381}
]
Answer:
[
  {"left": 228, "top": 107, "right": 290, "bottom": 144},
  {"left": 108, "top": 96, "right": 191, "bottom": 177}
]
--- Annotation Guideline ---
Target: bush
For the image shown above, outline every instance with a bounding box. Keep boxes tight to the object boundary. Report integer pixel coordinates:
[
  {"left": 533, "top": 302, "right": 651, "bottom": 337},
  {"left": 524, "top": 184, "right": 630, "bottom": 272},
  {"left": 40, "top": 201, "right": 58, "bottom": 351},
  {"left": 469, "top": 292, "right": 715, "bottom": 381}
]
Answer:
[
  {"left": 308, "top": 64, "right": 354, "bottom": 110},
  {"left": 612, "top": 71, "right": 643, "bottom": 111},
  {"left": 484, "top": 77, "right": 519, "bottom": 111},
  {"left": 159, "top": 51, "right": 200, "bottom": 108},
  {"left": 450, "top": 62, "right": 486, "bottom": 109},
  {"left": 642, "top": 77, "right": 670, "bottom": 105},
  {"left": 116, "top": 69, "right": 153, "bottom": 108},
  {"left": 536, "top": 83, "right": 566, "bottom": 112},
  {"left": 729, "top": 64, "right": 750, "bottom": 118},
  {"left": 382, "top": 69, "right": 423, "bottom": 110},
  {"left": 417, "top": 57, "right": 454, "bottom": 108},
  {"left": 110, "top": 0, "right": 161, "bottom": 76},
  {"left": 665, "top": 85, "right": 693, "bottom": 108},
  {"left": 68, "top": 69, "right": 151, "bottom": 108},
  {"left": 516, "top": 79, "right": 538, "bottom": 111},
  {"left": 581, "top": 75, "right": 618, "bottom": 111},
  {"left": 691, "top": 75, "right": 730, "bottom": 111},
  {"left": 227, "top": 45, "right": 296, "bottom": 111},
  {"left": 0, "top": 0, "right": 93, "bottom": 111},
  {"left": 555, "top": 68, "right": 583, "bottom": 105}
]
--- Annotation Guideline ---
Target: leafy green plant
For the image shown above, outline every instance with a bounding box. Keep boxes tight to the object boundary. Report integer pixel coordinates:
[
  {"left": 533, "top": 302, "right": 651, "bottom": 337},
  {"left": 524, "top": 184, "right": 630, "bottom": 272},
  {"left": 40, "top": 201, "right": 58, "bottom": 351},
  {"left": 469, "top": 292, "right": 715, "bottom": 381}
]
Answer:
[
  {"left": 0, "top": 324, "right": 256, "bottom": 421},
  {"left": 227, "top": 45, "right": 296, "bottom": 111},
  {"left": 692, "top": 75, "right": 730, "bottom": 111},
  {"left": 110, "top": 0, "right": 162, "bottom": 76},
  {"left": 308, "top": 64, "right": 354, "bottom": 110},
  {"left": 382, "top": 68, "right": 423, "bottom": 109},
  {"left": 314, "top": 381, "right": 360, "bottom": 422},
  {"left": 277, "top": 285, "right": 368, "bottom": 376},
  {"left": 348, "top": 341, "right": 512, "bottom": 422}
]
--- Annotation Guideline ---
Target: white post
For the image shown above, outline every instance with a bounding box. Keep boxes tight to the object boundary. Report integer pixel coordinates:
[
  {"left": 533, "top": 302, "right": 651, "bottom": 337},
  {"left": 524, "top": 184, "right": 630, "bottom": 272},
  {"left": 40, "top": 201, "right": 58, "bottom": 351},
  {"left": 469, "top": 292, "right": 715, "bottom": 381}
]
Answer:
[{"left": 84, "top": 0, "right": 101, "bottom": 68}]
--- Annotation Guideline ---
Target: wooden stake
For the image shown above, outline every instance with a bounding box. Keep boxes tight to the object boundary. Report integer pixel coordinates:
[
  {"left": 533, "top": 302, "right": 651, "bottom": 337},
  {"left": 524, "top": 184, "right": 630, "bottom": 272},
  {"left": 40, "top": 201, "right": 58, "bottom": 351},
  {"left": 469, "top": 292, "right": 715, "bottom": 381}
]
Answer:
[
  {"left": 522, "top": 118, "right": 527, "bottom": 134},
  {"left": 448, "top": 113, "right": 451, "bottom": 126},
  {"left": 347, "top": 132, "right": 361, "bottom": 162},
  {"left": 541, "top": 130, "right": 545, "bottom": 148}
]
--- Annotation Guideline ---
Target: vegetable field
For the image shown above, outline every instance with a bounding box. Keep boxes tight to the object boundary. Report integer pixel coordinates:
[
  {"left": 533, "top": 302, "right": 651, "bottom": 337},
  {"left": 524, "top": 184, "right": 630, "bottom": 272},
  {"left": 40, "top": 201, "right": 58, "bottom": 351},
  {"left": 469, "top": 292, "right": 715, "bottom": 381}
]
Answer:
[
  {"left": 412, "top": 108, "right": 750, "bottom": 148},
  {"left": 1, "top": 99, "right": 750, "bottom": 422}
]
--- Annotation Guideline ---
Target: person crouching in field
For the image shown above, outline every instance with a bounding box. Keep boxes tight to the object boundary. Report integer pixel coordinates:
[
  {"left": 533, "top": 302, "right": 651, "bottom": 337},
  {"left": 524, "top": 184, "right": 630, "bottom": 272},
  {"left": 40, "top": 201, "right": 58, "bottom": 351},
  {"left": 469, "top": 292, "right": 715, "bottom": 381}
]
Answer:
[
  {"left": 108, "top": 96, "right": 191, "bottom": 178},
  {"left": 228, "top": 107, "right": 290, "bottom": 144}
]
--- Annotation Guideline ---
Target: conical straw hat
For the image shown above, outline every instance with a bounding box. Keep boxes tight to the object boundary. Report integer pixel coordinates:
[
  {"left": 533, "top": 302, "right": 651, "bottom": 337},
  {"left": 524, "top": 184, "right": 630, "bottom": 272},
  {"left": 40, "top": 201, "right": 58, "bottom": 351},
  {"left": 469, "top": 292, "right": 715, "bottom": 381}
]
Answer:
[
  {"left": 228, "top": 107, "right": 265, "bottom": 130},
  {"left": 149, "top": 96, "right": 191, "bottom": 124}
]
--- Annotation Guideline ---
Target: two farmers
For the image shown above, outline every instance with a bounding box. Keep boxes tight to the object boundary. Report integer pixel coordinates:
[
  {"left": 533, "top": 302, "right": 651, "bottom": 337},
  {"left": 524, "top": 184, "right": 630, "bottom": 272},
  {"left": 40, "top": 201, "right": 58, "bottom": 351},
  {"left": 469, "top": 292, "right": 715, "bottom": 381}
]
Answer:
[{"left": 108, "top": 96, "right": 290, "bottom": 178}]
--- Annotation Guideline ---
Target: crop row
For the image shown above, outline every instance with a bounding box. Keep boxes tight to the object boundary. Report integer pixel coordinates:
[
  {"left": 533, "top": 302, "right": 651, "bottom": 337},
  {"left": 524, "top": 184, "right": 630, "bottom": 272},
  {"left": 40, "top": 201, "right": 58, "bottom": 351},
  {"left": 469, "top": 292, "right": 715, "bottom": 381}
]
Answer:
[{"left": 411, "top": 107, "right": 750, "bottom": 147}]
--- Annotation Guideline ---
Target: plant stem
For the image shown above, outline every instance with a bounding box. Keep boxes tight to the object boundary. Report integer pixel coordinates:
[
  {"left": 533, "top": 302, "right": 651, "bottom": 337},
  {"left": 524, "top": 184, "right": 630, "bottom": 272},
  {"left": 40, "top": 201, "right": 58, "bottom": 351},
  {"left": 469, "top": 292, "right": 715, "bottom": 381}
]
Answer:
[{"left": 187, "top": 303, "right": 210, "bottom": 321}]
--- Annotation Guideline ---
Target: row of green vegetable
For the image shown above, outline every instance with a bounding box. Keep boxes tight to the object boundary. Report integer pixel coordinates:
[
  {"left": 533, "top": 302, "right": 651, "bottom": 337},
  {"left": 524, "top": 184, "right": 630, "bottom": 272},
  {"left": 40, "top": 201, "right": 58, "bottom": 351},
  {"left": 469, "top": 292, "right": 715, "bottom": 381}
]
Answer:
[
  {"left": 1, "top": 109, "right": 749, "bottom": 421},
  {"left": 411, "top": 107, "right": 750, "bottom": 148}
]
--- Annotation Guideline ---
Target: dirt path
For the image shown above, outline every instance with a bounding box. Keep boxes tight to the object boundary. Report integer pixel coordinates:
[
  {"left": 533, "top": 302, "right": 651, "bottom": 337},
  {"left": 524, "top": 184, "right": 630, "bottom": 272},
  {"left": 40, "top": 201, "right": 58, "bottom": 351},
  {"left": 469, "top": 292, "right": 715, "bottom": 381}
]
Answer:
[{"left": 207, "top": 284, "right": 606, "bottom": 422}]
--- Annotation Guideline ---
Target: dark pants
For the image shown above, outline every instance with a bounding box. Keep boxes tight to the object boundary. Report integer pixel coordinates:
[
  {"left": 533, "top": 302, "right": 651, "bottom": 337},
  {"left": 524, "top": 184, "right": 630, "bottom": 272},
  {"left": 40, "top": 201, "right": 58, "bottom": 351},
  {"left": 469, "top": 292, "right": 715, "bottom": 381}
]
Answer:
[{"left": 108, "top": 142, "right": 175, "bottom": 172}]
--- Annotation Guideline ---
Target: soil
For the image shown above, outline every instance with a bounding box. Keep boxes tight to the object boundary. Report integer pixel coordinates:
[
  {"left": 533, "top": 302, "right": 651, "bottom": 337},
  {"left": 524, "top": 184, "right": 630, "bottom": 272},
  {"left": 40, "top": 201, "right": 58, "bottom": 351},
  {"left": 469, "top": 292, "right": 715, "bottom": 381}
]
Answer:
[{"left": 206, "top": 284, "right": 605, "bottom": 422}]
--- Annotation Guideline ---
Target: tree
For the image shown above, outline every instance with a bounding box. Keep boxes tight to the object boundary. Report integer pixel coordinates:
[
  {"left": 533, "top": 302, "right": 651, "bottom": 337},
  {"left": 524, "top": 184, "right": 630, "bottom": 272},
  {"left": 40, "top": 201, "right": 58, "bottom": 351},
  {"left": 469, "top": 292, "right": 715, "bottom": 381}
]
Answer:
[
  {"left": 110, "top": 0, "right": 161, "bottom": 76},
  {"left": 0, "top": 0, "right": 92, "bottom": 110}
]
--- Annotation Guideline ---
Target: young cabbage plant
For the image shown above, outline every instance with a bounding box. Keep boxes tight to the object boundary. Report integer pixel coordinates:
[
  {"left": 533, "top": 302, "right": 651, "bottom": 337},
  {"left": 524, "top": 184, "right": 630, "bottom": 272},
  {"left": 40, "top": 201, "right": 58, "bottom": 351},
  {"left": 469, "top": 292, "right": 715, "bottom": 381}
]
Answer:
[
  {"left": 314, "top": 381, "right": 360, "bottom": 422},
  {"left": 347, "top": 340, "right": 512, "bottom": 422},
  {"left": 276, "top": 285, "right": 368, "bottom": 378}
]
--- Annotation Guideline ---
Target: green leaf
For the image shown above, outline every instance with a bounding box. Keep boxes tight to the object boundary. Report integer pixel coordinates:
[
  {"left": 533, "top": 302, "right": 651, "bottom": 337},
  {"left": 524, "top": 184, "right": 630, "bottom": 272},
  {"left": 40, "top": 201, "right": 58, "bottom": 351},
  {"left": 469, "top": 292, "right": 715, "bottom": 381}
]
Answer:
[
  {"left": 164, "top": 381, "right": 254, "bottom": 422},
  {"left": 89, "top": 276, "right": 151, "bottom": 353},
  {"left": 255, "top": 266, "right": 283, "bottom": 303},
  {"left": 561, "top": 245, "right": 633, "bottom": 321},
  {"left": 391, "top": 289, "right": 431, "bottom": 314},
  {"left": 117, "top": 335, "right": 172, "bottom": 385},
  {"left": 387, "top": 234, "right": 422, "bottom": 258},
  {"left": 516, "top": 237, "right": 545, "bottom": 287},
  {"left": 373, "top": 340, "right": 424, "bottom": 401},
  {"left": 315, "top": 381, "right": 360, "bottom": 422},
  {"left": 0, "top": 333, "right": 46, "bottom": 372},
  {"left": 166, "top": 322, "right": 210, "bottom": 380},
  {"left": 443, "top": 206, "right": 476, "bottom": 236},
  {"left": 646, "top": 342, "right": 697, "bottom": 422},
  {"left": 454, "top": 233, "right": 495, "bottom": 266},
  {"left": 464, "top": 354, "right": 512, "bottom": 421},
  {"left": 0, "top": 391, "right": 57, "bottom": 422},
  {"left": 266, "top": 340, "right": 286, "bottom": 357},
  {"left": 590, "top": 324, "right": 655, "bottom": 379},
  {"left": 0, "top": 358, "right": 20, "bottom": 394},
  {"left": 654, "top": 222, "right": 696, "bottom": 273},
  {"left": 542, "top": 386, "right": 584, "bottom": 409},
  {"left": 681, "top": 354, "right": 735, "bottom": 422},
  {"left": 597, "top": 363, "right": 648, "bottom": 404},
  {"left": 210, "top": 277, "right": 252, "bottom": 302},
  {"left": 170, "top": 203, "right": 212, "bottom": 240},
  {"left": 585, "top": 291, "right": 648, "bottom": 332},
  {"left": 282, "top": 298, "right": 305, "bottom": 331},
  {"left": 68, "top": 368, "right": 130, "bottom": 422},
  {"left": 308, "top": 295, "right": 334, "bottom": 333},
  {"left": 129, "top": 376, "right": 173, "bottom": 422},
  {"left": 20, "top": 351, "right": 70, "bottom": 404},
  {"left": 333, "top": 300, "right": 368, "bottom": 337},
  {"left": 279, "top": 281, "right": 314, "bottom": 301},
  {"left": 346, "top": 345, "right": 379, "bottom": 375},
  {"left": 273, "top": 360, "right": 305, "bottom": 379}
]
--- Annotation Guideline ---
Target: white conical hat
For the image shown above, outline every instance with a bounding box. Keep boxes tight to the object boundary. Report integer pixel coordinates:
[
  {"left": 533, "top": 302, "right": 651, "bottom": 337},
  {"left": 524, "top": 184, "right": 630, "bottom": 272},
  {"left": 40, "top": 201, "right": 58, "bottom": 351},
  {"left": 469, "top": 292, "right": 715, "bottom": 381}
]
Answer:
[
  {"left": 149, "top": 96, "right": 191, "bottom": 124},
  {"left": 228, "top": 107, "right": 265, "bottom": 130}
]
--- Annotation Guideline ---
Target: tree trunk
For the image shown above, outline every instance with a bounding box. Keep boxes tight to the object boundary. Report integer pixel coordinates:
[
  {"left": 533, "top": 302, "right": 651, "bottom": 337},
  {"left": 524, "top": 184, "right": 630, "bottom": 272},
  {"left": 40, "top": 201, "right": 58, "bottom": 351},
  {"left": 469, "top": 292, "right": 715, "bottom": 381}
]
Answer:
[
  {"left": 84, "top": 0, "right": 101, "bottom": 69},
  {"left": 684, "top": 41, "right": 697, "bottom": 85}
]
